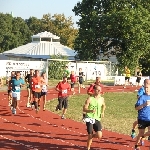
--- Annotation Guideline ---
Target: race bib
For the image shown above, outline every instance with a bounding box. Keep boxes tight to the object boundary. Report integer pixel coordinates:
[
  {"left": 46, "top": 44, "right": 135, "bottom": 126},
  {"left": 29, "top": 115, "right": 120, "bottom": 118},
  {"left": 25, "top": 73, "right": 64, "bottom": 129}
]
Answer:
[
  {"left": 35, "top": 85, "right": 40, "bottom": 88},
  {"left": 42, "top": 85, "right": 47, "bottom": 92},
  {"left": 62, "top": 89, "right": 67, "bottom": 94},
  {"left": 84, "top": 118, "right": 95, "bottom": 124},
  {"left": 15, "top": 86, "right": 20, "bottom": 91}
]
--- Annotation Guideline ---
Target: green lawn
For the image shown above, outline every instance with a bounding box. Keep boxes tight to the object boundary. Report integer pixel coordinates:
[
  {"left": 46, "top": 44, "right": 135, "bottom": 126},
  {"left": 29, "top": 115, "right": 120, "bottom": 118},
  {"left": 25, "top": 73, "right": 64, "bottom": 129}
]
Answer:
[{"left": 46, "top": 92, "right": 138, "bottom": 135}]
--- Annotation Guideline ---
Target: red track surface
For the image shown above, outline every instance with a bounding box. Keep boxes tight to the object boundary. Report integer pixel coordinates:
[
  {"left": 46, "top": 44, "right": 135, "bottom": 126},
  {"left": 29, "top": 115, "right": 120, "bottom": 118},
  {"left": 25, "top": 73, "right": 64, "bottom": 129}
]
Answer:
[{"left": 0, "top": 86, "right": 150, "bottom": 150}]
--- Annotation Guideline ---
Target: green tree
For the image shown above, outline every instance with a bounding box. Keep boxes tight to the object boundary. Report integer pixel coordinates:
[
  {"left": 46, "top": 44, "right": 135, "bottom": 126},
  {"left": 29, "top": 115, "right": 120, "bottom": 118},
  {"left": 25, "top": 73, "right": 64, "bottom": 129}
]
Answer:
[
  {"left": 48, "top": 55, "right": 68, "bottom": 80},
  {"left": 26, "top": 14, "right": 78, "bottom": 49},
  {"left": 0, "top": 13, "right": 32, "bottom": 53},
  {"left": 73, "top": 0, "right": 150, "bottom": 74}
]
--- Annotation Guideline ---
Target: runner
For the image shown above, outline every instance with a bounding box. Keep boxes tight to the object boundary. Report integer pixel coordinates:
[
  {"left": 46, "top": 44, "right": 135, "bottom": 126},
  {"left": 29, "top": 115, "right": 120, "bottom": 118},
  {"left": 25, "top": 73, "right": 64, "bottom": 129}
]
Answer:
[
  {"left": 55, "top": 76, "right": 71, "bottom": 119},
  {"left": 124, "top": 66, "right": 131, "bottom": 88},
  {"left": 83, "top": 77, "right": 104, "bottom": 121},
  {"left": 83, "top": 85, "right": 106, "bottom": 150},
  {"left": 78, "top": 68, "right": 85, "bottom": 89},
  {"left": 41, "top": 72, "right": 48, "bottom": 111},
  {"left": 10, "top": 71, "right": 25, "bottom": 114},
  {"left": 31, "top": 70, "right": 43, "bottom": 113},
  {"left": 136, "top": 68, "right": 142, "bottom": 87},
  {"left": 131, "top": 85, "right": 145, "bottom": 139},
  {"left": 134, "top": 79, "right": 150, "bottom": 150},
  {"left": 87, "top": 77, "right": 104, "bottom": 96},
  {"left": 6, "top": 71, "right": 16, "bottom": 107},
  {"left": 25, "top": 69, "right": 34, "bottom": 108},
  {"left": 63, "top": 66, "right": 70, "bottom": 80},
  {"left": 70, "top": 71, "right": 77, "bottom": 95}
]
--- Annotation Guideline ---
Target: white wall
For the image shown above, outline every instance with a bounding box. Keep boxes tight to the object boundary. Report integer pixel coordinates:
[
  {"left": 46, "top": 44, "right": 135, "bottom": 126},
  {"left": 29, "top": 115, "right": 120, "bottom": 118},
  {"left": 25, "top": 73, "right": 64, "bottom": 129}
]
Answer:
[{"left": 0, "top": 60, "right": 47, "bottom": 77}]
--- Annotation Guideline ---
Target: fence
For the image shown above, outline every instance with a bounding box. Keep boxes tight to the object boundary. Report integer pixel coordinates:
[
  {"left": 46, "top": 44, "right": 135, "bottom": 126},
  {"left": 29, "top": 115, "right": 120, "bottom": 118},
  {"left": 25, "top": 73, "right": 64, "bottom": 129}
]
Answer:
[{"left": 46, "top": 59, "right": 117, "bottom": 81}]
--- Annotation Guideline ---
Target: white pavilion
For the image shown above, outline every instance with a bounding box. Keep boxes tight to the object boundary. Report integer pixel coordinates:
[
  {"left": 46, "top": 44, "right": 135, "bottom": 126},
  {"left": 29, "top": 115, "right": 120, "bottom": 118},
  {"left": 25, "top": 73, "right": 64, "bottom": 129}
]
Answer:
[{"left": 3, "top": 31, "right": 77, "bottom": 61}]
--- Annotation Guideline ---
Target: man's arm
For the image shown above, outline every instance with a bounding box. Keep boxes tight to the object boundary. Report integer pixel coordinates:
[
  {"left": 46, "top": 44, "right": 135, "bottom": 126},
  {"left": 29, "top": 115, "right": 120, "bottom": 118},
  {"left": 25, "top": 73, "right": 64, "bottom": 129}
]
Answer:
[
  {"left": 135, "top": 96, "right": 148, "bottom": 110},
  {"left": 55, "top": 82, "right": 61, "bottom": 92},
  {"left": 83, "top": 97, "right": 94, "bottom": 113},
  {"left": 101, "top": 98, "right": 106, "bottom": 114}
]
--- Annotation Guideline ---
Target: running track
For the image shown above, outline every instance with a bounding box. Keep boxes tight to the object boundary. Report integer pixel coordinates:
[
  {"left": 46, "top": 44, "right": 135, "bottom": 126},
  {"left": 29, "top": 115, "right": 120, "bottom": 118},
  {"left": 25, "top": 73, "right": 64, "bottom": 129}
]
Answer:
[{"left": 0, "top": 86, "right": 149, "bottom": 150}]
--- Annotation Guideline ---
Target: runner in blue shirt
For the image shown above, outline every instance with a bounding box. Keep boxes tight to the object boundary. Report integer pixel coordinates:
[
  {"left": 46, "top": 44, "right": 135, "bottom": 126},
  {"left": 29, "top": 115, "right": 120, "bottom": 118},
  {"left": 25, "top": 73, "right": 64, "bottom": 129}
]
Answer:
[
  {"left": 134, "top": 79, "right": 150, "bottom": 150},
  {"left": 10, "top": 72, "right": 25, "bottom": 114}
]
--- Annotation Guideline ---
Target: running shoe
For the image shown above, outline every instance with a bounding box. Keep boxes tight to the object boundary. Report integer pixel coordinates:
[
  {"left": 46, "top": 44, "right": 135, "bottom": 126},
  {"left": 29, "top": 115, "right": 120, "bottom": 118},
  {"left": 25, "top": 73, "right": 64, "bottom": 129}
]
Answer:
[
  {"left": 61, "top": 115, "right": 65, "bottom": 119},
  {"left": 26, "top": 103, "right": 31, "bottom": 108},
  {"left": 134, "top": 145, "right": 140, "bottom": 150},
  {"left": 140, "top": 137, "right": 145, "bottom": 146},
  {"left": 55, "top": 105, "right": 59, "bottom": 111},
  {"left": 12, "top": 108, "right": 16, "bottom": 114},
  {"left": 131, "top": 131, "right": 136, "bottom": 139}
]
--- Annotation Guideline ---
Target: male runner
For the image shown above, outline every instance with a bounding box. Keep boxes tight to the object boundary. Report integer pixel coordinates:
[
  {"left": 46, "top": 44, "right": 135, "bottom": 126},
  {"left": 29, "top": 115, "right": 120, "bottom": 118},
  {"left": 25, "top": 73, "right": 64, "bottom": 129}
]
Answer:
[
  {"left": 134, "top": 79, "right": 150, "bottom": 150},
  {"left": 25, "top": 69, "right": 34, "bottom": 107},
  {"left": 124, "top": 66, "right": 131, "bottom": 88},
  {"left": 131, "top": 85, "right": 145, "bottom": 139},
  {"left": 83, "top": 77, "right": 104, "bottom": 120},
  {"left": 11, "top": 72, "right": 25, "bottom": 114},
  {"left": 32, "top": 70, "right": 43, "bottom": 113},
  {"left": 55, "top": 76, "right": 71, "bottom": 119},
  {"left": 7, "top": 71, "right": 16, "bottom": 106},
  {"left": 87, "top": 77, "right": 104, "bottom": 96},
  {"left": 83, "top": 85, "right": 106, "bottom": 150}
]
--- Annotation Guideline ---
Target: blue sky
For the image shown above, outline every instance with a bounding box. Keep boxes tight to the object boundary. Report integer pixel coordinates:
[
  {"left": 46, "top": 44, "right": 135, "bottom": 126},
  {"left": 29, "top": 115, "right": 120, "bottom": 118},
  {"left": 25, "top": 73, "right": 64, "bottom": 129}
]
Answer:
[{"left": 0, "top": 0, "right": 81, "bottom": 28}]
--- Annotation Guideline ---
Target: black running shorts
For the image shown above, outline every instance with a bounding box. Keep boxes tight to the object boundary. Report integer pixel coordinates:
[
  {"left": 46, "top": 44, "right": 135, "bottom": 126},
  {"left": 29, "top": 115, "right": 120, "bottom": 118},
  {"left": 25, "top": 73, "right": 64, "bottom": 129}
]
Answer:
[{"left": 86, "top": 120, "right": 102, "bottom": 134}]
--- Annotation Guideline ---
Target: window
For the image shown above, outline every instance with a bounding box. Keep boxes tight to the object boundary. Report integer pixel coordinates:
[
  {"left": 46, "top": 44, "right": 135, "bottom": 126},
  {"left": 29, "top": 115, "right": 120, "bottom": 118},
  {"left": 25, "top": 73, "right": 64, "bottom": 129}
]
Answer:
[
  {"left": 52, "top": 39, "right": 60, "bottom": 42},
  {"left": 41, "top": 38, "right": 51, "bottom": 42},
  {"left": 33, "top": 38, "right": 40, "bottom": 42}
]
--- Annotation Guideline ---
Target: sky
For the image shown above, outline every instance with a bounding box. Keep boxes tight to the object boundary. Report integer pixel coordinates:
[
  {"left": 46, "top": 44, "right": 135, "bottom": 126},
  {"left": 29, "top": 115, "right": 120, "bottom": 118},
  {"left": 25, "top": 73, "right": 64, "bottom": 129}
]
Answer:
[{"left": 0, "top": 0, "right": 81, "bottom": 28}]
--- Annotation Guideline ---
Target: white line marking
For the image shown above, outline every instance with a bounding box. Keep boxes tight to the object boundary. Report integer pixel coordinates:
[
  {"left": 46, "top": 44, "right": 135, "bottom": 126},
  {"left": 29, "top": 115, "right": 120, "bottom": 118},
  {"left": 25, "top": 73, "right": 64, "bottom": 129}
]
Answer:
[{"left": 0, "top": 116, "right": 85, "bottom": 149}]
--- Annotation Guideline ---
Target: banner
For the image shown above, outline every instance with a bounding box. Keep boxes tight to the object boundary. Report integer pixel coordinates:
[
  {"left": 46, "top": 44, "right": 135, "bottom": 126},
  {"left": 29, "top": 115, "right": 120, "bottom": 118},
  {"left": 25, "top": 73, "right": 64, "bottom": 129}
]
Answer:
[{"left": 114, "top": 76, "right": 149, "bottom": 86}]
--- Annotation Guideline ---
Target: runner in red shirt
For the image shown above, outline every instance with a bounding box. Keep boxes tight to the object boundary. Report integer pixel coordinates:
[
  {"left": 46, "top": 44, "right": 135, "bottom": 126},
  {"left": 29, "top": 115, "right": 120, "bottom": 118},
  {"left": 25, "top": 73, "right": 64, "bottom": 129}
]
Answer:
[
  {"left": 55, "top": 76, "right": 71, "bottom": 119},
  {"left": 31, "top": 70, "right": 43, "bottom": 113},
  {"left": 70, "top": 71, "right": 77, "bottom": 95},
  {"left": 87, "top": 77, "right": 104, "bottom": 96}
]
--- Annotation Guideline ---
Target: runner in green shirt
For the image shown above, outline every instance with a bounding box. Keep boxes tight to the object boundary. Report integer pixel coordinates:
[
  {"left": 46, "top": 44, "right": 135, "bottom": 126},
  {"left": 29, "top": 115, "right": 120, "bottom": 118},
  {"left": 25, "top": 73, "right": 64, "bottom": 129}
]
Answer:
[{"left": 83, "top": 85, "right": 106, "bottom": 150}]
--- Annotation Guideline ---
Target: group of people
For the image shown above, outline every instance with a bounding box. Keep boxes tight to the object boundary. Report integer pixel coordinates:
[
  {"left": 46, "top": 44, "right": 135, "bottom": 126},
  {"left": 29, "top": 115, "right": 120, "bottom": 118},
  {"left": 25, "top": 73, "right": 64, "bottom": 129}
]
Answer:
[
  {"left": 5, "top": 66, "right": 150, "bottom": 150},
  {"left": 7, "top": 69, "right": 48, "bottom": 114},
  {"left": 124, "top": 66, "right": 142, "bottom": 88}
]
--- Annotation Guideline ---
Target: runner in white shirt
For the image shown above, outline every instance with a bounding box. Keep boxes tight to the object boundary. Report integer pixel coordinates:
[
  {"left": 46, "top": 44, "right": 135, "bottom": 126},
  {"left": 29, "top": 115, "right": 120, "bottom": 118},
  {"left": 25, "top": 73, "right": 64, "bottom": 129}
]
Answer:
[{"left": 41, "top": 72, "right": 48, "bottom": 111}]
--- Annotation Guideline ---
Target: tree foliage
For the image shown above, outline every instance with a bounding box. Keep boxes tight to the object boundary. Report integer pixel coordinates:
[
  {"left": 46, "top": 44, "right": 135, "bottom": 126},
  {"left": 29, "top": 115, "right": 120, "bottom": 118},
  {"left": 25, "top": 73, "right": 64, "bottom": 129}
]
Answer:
[
  {"left": 26, "top": 13, "right": 78, "bottom": 49},
  {"left": 48, "top": 55, "right": 68, "bottom": 80},
  {"left": 0, "top": 12, "right": 78, "bottom": 54},
  {"left": 73, "top": 0, "right": 150, "bottom": 74}
]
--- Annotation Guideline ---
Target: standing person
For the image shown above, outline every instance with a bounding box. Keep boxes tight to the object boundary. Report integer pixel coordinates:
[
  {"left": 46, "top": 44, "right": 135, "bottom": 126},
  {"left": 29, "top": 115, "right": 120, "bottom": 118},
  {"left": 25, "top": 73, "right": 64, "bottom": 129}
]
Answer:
[
  {"left": 83, "top": 85, "right": 106, "bottom": 150},
  {"left": 134, "top": 79, "right": 150, "bottom": 150},
  {"left": 41, "top": 72, "right": 48, "bottom": 111},
  {"left": 11, "top": 72, "right": 25, "bottom": 114},
  {"left": 124, "top": 66, "right": 131, "bottom": 88},
  {"left": 55, "top": 76, "right": 71, "bottom": 119},
  {"left": 7, "top": 71, "right": 16, "bottom": 107},
  {"left": 136, "top": 68, "right": 142, "bottom": 87},
  {"left": 78, "top": 68, "right": 85, "bottom": 89},
  {"left": 70, "top": 71, "right": 77, "bottom": 95},
  {"left": 32, "top": 70, "right": 43, "bottom": 113},
  {"left": 25, "top": 69, "right": 34, "bottom": 108}
]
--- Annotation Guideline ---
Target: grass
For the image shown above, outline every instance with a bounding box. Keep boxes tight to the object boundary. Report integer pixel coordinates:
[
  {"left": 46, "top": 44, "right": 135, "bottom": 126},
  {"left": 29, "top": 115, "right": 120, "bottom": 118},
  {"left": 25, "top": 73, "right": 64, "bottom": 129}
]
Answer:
[
  {"left": 46, "top": 92, "right": 138, "bottom": 135},
  {"left": 48, "top": 79, "right": 114, "bottom": 86}
]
